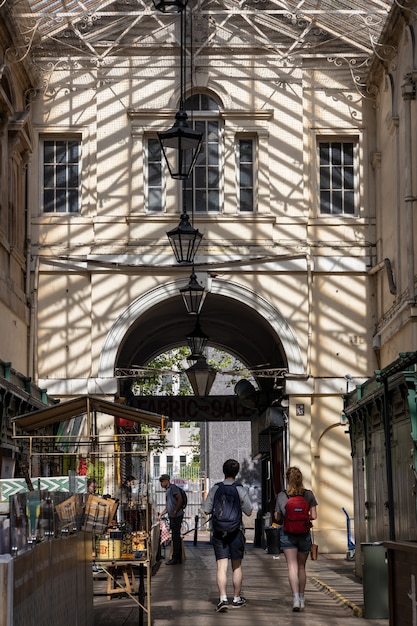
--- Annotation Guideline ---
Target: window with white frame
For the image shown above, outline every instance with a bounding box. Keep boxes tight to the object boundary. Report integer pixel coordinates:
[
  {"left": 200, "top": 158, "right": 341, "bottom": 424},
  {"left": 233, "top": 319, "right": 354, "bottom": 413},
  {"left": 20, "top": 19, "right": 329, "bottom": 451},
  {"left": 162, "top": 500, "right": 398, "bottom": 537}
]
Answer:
[
  {"left": 146, "top": 137, "right": 163, "bottom": 212},
  {"left": 42, "top": 139, "right": 80, "bottom": 213},
  {"left": 318, "top": 140, "right": 357, "bottom": 215},
  {"left": 153, "top": 455, "right": 160, "bottom": 479},
  {"left": 183, "top": 94, "right": 221, "bottom": 213},
  {"left": 238, "top": 137, "right": 255, "bottom": 212}
]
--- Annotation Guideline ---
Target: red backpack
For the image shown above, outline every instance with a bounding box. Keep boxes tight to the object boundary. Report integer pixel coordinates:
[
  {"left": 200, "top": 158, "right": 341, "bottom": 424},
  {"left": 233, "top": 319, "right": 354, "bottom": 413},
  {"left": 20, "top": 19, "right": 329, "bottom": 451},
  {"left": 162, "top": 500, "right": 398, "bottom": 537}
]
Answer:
[{"left": 283, "top": 493, "right": 311, "bottom": 534}]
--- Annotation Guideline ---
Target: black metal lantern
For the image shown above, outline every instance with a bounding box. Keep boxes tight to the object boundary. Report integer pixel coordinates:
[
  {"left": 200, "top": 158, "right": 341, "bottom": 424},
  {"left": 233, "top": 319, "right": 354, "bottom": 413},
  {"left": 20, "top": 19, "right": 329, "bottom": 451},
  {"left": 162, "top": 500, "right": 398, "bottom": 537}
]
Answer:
[
  {"left": 166, "top": 211, "right": 203, "bottom": 264},
  {"left": 186, "top": 316, "right": 209, "bottom": 360},
  {"left": 157, "top": 5, "right": 203, "bottom": 179},
  {"left": 158, "top": 111, "right": 203, "bottom": 180},
  {"left": 152, "top": 0, "right": 187, "bottom": 12},
  {"left": 185, "top": 354, "right": 217, "bottom": 396},
  {"left": 180, "top": 272, "right": 206, "bottom": 314}
]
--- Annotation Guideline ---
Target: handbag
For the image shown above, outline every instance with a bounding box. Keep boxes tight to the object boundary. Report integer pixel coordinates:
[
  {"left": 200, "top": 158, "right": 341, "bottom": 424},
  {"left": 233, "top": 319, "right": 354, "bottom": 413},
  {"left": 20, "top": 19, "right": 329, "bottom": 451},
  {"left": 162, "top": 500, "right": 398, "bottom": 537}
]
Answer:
[{"left": 310, "top": 528, "right": 318, "bottom": 560}]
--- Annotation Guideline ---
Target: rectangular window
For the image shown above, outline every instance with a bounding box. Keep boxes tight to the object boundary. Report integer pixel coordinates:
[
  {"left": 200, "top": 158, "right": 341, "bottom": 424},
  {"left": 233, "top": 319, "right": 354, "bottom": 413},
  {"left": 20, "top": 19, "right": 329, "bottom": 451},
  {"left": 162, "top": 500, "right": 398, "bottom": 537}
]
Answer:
[
  {"left": 319, "top": 141, "right": 356, "bottom": 215},
  {"left": 184, "top": 120, "right": 220, "bottom": 213},
  {"left": 147, "top": 138, "right": 163, "bottom": 212},
  {"left": 166, "top": 455, "right": 173, "bottom": 477},
  {"left": 153, "top": 455, "right": 160, "bottom": 479},
  {"left": 43, "top": 139, "right": 80, "bottom": 213},
  {"left": 238, "top": 138, "right": 254, "bottom": 212}
]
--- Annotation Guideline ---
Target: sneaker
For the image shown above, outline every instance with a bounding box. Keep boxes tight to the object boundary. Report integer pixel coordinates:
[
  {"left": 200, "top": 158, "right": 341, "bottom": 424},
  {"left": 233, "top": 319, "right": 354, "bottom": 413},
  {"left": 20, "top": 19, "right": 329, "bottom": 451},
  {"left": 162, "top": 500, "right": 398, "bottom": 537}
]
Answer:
[
  {"left": 232, "top": 597, "right": 247, "bottom": 608},
  {"left": 216, "top": 600, "right": 229, "bottom": 612},
  {"left": 300, "top": 597, "right": 305, "bottom": 610},
  {"left": 293, "top": 597, "right": 301, "bottom": 612}
]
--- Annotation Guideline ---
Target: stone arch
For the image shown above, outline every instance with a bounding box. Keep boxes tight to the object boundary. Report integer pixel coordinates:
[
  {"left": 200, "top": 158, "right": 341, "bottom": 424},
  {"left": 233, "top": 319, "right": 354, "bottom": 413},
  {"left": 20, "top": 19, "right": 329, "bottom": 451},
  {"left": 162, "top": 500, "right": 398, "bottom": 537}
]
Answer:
[{"left": 98, "top": 279, "right": 304, "bottom": 379}]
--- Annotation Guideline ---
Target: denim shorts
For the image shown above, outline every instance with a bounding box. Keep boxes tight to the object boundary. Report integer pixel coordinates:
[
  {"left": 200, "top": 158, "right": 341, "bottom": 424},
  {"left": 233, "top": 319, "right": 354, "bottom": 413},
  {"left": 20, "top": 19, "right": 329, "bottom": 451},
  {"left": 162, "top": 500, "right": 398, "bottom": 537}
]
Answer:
[
  {"left": 211, "top": 528, "right": 246, "bottom": 561},
  {"left": 279, "top": 527, "right": 312, "bottom": 553}
]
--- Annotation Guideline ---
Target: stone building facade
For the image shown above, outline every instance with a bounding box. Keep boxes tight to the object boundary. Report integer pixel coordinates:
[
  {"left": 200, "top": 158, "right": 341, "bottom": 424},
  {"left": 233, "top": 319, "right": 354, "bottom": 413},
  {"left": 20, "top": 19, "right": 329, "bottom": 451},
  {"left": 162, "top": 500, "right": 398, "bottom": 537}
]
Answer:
[{"left": 3, "top": 1, "right": 416, "bottom": 554}]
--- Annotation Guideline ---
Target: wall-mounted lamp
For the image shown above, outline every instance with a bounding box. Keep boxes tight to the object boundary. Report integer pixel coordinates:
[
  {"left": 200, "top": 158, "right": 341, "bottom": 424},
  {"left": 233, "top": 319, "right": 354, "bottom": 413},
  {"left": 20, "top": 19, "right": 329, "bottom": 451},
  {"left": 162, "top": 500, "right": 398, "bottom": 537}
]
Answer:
[
  {"left": 180, "top": 271, "right": 206, "bottom": 314},
  {"left": 167, "top": 210, "right": 203, "bottom": 264}
]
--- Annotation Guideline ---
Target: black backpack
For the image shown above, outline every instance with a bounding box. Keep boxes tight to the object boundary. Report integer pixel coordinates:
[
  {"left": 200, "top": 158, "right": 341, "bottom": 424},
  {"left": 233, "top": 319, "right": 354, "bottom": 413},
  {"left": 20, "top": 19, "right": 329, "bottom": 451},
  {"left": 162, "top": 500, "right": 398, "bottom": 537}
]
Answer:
[
  {"left": 212, "top": 482, "right": 242, "bottom": 533},
  {"left": 178, "top": 487, "right": 187, "bottom": 509}
]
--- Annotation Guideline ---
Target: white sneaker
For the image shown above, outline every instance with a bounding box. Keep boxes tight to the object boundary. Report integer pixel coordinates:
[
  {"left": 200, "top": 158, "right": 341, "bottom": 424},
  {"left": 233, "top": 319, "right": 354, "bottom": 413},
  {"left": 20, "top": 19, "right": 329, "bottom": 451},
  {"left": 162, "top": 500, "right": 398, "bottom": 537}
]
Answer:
[
  {"left": 300, "top": 596, "right": 305, "bottom": 610},
  {"left": 293, "top": 597, "right": 300, "bottom": 612}
]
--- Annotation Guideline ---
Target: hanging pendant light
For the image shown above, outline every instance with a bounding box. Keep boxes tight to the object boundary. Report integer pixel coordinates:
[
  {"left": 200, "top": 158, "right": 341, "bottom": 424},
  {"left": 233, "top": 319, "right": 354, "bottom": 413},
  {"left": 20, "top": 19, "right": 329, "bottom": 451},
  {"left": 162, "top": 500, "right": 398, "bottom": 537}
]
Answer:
[
  {"left": 185, "top": 354, "right": 217, "bottom": 396},
  {"left": 167, "top": 210, "right": 203, "bottom": 264},
  {"left": 157, "top": 4, "right": 203, "bottom": 179},
  {"left": 186, "top": 316, "right": 209, "bottom": 360},
  {"left": 158, "top": 110, "right": 203, "bottom": 180},
  {"left": 152, "top": 0, "right": 187, "bottom": 12},
  {"left": 180, "top": 271, "right": 206, "bottom": 314}
]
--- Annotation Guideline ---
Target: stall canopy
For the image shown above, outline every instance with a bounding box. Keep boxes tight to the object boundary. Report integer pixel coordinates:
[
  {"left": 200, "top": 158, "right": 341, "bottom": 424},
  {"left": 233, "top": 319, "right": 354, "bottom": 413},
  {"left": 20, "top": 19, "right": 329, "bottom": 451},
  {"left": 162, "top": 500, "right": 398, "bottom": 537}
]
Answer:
[{"left": 11, "top": 394, "right": 166, "bottom": 432}]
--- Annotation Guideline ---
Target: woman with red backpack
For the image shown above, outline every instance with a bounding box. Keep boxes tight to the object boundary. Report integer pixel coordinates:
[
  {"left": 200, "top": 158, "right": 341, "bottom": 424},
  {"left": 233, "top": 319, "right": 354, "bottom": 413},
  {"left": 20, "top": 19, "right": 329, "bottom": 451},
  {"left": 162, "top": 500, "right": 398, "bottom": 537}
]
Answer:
[{"left": 274, "top": 466, "right": 318, "bottom": 612}]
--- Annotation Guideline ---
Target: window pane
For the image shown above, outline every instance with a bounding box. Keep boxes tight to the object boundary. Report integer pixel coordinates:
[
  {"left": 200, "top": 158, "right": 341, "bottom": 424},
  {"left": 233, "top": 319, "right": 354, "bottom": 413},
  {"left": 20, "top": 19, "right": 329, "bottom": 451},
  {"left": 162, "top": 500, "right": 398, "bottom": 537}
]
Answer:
[
  {"left": 148, "top": 189, "right": 162, "bottom": 211},
  {"left": 55, "top": 141, "right": 68, "bottom": 164},
  {"left": 319, "top": 143, "right": 329, "bottom": 165},
  {"left": 207, "top": 143, "right": 219, "bottom": 165},
  {"left": 44, "top": 142, "right": 55, "bottom": 163},
  {"left": 195, "top": 167, "right": 206, "bottom": 188},
  {"left": 240, "top": 189, "right": 253, "bottom": 212},
  {"left": 148, "top": 162, "right": 161, "bottom": 186},
  {"left": 207, "top": 167, "right": 219, "bottom": 187},
  {"left": 55, "top": 189, "right": 67, "bottom": 212},
  {"left": 332, "top": 166, "right": 343, "bottom": 189},
  {"left": 320, "top": 190, "right": 331, "bottom": 213},
  {"left": 68, "top": 141, "right": 79, "bottom": 162},
  {"left": 44, "top": 189, "right": 55, "bottom": 212},
  {"left": 320, "top": 166, "right": 330, "bottom": 189},
  {"left": 207, "top": 190, "right": 219, "bottom": 212},
  {"left": 344, "top": 166, "right": 354, "bottom": 189},
  {"left": 344, "top": 143, "right": 354, "bottom": 165},
  {"left": 68, "top": 189, "right": 78, "bottom": 213},
  {"left": 333, "top": 191, "right": 343, "bottom": 214},
  {"left": 195, "top": 190, "right": 206, "bottom": 212},
  {"left": 44, "top": 165, "right": 55, "bottom": 187},
  {"left": 56, "top": 165, "right": 67, "bottom": 187},
  {"left": 344, "top": 191, "right": 355, "bottom": 214},
  {"left": 240, "top": 163, "right": 253, "bottom": 187},
  {"left": 240, "top": 140, "right": 253, "bottom": 162},
  {"left": 68, "top": 164, "right": 79, "bottom": 188},
  {"left": 331, "top": 143, "right": 342, "bottom": 165}
]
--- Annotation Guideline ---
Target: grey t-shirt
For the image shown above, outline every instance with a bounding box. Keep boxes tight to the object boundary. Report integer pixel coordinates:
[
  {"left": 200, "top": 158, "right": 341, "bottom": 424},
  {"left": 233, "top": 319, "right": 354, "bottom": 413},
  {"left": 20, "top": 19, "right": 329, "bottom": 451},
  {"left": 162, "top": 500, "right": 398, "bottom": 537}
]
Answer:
[
  {"left": 275, "top": 489, "right": 318, "bottom": 517},
  {"left": 203, "top": 479, "right": 253, "bottom": 522},
  {"left": 166, "top": 483, "right": 184, "bottom": 517}
]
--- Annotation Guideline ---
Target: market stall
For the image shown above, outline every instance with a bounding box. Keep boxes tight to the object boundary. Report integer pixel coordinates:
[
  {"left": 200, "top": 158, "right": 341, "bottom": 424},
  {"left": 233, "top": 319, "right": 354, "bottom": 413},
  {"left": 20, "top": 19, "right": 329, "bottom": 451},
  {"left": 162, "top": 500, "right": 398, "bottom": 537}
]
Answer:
[{"left": 0, "top": 395, "right": 166, "bottom": 626}]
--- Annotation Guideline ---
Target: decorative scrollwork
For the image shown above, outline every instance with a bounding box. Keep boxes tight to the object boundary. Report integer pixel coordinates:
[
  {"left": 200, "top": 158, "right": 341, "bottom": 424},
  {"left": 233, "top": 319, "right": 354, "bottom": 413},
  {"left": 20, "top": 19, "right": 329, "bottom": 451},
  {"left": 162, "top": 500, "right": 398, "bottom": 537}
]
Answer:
[{"left": 327, "top": 55, "right": 378, "bottom": 100}]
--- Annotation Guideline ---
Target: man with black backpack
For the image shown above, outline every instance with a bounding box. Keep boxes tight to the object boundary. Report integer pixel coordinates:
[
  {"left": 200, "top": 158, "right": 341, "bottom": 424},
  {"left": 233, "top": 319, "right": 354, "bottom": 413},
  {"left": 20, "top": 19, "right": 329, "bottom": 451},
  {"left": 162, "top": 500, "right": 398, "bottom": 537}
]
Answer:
[
  {"left": 203, "top": 459, "right": 253, "bottom": 612},
  {"left": 159, "top": 474, "right": 184, "bottom": 565}
]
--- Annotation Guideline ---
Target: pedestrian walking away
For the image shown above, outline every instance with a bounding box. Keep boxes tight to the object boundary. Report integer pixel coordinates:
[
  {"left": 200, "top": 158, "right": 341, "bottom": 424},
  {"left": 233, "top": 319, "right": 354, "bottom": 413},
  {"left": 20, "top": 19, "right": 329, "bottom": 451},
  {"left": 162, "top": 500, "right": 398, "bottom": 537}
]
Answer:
[
  {"left": 274, "top": 465, "right": 318, "bottom": 612},
  {"left": 203, "top": 458, "right": 253, "bottom": 613},
  {"left": 159, "top": 474, "right": 184, "bottom": 565}
]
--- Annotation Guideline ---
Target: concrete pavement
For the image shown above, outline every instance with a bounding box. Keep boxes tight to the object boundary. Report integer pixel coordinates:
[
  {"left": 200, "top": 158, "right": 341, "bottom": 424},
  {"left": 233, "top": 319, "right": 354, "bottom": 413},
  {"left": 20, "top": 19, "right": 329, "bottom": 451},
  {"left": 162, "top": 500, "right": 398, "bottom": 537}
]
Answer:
[{"left": 93, "top": 532, "right": 390, "bottom": 626}]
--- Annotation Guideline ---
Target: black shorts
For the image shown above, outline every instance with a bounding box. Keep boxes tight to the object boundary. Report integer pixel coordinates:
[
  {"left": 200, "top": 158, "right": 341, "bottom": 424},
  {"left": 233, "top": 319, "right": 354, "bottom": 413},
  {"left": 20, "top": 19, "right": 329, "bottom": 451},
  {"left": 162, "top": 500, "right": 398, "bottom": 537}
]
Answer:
[{"left": 211, "top": 528, "right": 246, "bottom": 561}]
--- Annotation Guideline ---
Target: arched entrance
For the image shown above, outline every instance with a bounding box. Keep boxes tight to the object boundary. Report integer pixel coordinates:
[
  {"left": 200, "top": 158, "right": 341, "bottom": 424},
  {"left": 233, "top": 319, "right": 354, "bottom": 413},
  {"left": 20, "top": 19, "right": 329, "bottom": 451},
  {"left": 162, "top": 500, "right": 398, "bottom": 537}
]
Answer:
[{"left": 98, "top": 278, "right": 305, "bottom": 388}]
